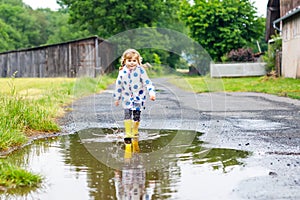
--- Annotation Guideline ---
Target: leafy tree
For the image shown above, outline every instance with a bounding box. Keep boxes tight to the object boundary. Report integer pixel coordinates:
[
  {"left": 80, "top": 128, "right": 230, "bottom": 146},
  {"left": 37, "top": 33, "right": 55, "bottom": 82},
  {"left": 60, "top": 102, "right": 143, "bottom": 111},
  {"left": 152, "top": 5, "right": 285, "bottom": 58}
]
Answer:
[
  {"left": 155, "top": 0, "right": 187, "bottom": 32},
  {"left": 57, "top": 0, "right": 187, "bottom": 69},
  {"left": 57, "top": 0, "right": 185, "bottom": 37},
  {"left": 180, "top": 0, "right": 265, "bottom": 61},
  {"left": 0, "top": 0, "right": 90, "bottom": 52},
  {"left": 35, "top": 8, "right": 90, "bottom": 44},
  {"left": 0, "top": 0, "right": 24, "bottom": 7},
  {"left": 0, "top": 3, "right": 44, "bottom": 48},
  {"left": 247, "top": 17, "right": 268, "bottom": 53},
  {"left": 0, "top": 19, "right": 22, "bottom": 52},
  {"left": 58, "top": 0, "right": 160, "bottom": 37},
  {"left": 1, "top": 0, "right": 186, "bottom": 69}
]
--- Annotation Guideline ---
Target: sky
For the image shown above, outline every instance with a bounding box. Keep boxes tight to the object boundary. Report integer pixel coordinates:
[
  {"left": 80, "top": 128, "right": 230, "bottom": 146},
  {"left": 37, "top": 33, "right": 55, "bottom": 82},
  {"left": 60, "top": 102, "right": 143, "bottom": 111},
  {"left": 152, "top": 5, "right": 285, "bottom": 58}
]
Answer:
[
  {"left": 252, "top": 0, "right": 268, "bottom": 17},
  {"left": 23, "top": 0, "right": 268, "bottom": 16},
  {"left": 23, "top": 0, "right": 61, "bottom": 10}
]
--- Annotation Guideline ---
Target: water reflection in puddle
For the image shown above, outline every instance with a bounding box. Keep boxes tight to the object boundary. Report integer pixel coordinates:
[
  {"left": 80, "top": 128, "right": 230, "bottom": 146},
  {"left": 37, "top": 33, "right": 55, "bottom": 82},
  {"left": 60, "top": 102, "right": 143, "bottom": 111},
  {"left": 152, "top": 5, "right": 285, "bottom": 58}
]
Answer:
[{"left": 1, "top": 128, "right": 261, "bottom": 200}]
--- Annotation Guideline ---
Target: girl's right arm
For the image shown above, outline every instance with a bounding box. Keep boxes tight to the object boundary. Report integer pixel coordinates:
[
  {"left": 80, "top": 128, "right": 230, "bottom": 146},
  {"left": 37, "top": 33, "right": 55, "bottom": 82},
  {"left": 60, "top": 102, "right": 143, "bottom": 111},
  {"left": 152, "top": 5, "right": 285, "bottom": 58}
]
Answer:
[{"left": 113, "top": 72, "right": 123, "bottom": 104}]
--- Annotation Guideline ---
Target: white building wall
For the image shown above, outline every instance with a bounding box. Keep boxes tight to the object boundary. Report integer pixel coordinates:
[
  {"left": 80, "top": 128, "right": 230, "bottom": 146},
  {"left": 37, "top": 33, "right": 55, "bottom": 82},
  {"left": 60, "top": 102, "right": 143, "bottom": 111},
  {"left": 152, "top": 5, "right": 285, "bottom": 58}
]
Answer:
[{"left": 282, "top": 13, "right": 300, "bottom": 78}]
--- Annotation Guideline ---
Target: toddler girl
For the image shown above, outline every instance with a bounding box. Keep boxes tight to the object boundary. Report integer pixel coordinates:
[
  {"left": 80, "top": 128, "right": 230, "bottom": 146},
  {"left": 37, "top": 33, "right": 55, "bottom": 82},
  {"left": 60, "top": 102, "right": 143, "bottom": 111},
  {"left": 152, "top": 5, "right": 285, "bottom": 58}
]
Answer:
[{"left": 113, "top": 49, "right": 156, "bottom": 143}]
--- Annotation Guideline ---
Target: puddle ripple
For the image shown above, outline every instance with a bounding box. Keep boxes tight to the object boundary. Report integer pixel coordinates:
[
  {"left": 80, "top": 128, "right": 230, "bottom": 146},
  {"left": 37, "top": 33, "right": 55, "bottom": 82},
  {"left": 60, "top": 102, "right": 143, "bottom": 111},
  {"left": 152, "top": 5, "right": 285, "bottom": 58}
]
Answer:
[{"left": 1, "top": 128, "right": 256, "bottom": 200}]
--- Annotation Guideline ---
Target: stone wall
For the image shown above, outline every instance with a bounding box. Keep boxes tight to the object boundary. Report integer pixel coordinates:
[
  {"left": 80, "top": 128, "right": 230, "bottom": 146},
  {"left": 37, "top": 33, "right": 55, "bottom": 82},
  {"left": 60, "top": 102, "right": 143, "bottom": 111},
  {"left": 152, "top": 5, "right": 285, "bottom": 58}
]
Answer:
[{"left": 210, "top": 62, "right": 266, "bottom": 78}]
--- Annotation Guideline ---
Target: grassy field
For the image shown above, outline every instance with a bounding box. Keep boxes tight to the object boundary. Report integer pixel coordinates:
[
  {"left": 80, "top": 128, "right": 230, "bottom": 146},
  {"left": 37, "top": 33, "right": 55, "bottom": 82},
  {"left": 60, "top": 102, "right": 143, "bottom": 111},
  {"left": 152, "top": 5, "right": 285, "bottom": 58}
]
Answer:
[
  {"left": 0, "top": 75, "right": 115, "bottom": 191},
  {"left": 170, "top": 76, "right": 300, "bottom": 99}
]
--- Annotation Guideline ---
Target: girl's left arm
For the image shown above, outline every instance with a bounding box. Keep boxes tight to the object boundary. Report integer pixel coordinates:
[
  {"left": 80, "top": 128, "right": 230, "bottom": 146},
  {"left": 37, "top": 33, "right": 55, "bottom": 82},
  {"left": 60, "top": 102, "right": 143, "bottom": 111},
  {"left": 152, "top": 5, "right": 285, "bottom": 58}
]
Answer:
[{"left": 140, "top": 68, "right": 156, "bottom": 99}]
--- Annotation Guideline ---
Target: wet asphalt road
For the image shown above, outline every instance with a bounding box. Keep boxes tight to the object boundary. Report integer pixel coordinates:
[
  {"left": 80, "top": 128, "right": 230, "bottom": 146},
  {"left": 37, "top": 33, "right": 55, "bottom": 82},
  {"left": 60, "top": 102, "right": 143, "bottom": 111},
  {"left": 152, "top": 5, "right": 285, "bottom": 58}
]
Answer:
[{"left": 61, "top": 77, "right": 300, "bottom": 200}]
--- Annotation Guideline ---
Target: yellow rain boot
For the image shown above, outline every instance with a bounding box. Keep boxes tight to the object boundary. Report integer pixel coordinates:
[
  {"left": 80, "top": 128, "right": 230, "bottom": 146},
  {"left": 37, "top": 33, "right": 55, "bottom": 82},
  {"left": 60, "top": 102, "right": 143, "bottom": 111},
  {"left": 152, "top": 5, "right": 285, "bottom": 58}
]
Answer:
[
  {"left": 124, "top": 143, "right": 132, "bottom": 159},
  {"left": 124, "top": 120, "right": 133, "bottom": 138},
  {"left": 132, "top": 121, "right": 140, "bottom": 137},
  {"left": 132, "top": 138, "right": 140, "bottom": 153}
]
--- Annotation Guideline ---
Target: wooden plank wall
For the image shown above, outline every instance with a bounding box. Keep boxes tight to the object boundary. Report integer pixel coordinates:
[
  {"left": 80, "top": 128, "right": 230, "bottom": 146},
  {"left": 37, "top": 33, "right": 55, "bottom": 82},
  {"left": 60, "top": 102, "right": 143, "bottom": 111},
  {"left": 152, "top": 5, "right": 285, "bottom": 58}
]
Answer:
[
  {"left": 0, "top": 36, "right": 114, "bottom": 78},
  {"left": 280, "top": 0, "right": 300, "bottom": 16}
]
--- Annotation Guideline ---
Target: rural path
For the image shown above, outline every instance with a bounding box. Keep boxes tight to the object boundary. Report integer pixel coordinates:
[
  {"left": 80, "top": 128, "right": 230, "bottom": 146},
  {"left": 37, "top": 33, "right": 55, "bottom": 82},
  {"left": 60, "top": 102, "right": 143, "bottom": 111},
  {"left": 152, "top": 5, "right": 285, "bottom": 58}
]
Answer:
[{"left": 61, "top": 77, "right": 300, "bottom": 200}]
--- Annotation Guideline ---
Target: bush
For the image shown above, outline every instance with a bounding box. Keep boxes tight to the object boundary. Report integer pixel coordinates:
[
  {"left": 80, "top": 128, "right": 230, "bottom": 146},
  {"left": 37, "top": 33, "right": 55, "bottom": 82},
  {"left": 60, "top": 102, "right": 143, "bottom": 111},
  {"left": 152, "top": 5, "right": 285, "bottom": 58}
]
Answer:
[
  {"left": 263, "top": 35, "right": 282, "bottom": 72},
  {"left": 226, "top": 48, "right": 256, "bottom": 62}
]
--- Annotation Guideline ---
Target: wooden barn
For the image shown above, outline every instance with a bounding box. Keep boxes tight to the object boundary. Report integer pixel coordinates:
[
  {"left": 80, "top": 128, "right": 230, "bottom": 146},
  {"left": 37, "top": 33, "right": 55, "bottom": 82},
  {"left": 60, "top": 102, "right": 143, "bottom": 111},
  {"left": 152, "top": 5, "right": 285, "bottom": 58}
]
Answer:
[
  {"left": 266, "top": 0, "right": 300, "bottom": 78},
  {"left": 0, "top": 36, "right": 115, "bottom": 78}
]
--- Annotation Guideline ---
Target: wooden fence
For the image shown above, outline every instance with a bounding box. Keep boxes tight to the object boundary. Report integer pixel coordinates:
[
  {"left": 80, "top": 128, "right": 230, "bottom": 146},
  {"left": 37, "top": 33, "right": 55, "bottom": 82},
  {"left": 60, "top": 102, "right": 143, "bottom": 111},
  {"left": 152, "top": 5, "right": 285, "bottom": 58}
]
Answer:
[{"left": 0, "top": 36, "right": 115, "bottom": 78}]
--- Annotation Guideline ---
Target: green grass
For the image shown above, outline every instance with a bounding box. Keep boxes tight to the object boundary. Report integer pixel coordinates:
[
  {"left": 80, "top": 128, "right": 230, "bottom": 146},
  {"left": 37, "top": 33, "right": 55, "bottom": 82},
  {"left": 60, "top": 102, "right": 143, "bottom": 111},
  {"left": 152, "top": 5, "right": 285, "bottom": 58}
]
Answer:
[
  {"left": 0, "top": 76, "right": 115, "bottom": 151},
  {"left": 0, "top": 160, "right": 42, "bottom": 190},
  {"left": 170, "top": 76, "right": 300, "bottom": 99},
  {"left": 0, "top": 75, "right": 115, "bottom": 191}
]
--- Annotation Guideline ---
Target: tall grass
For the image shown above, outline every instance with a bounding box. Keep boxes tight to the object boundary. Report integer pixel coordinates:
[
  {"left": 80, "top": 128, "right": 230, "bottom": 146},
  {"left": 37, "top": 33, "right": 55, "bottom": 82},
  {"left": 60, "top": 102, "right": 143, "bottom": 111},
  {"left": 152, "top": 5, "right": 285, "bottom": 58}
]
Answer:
[
  {"left": 0, "top": 75, "right": 115, "bottom": 191},
  {"left": 0, "top": 160, "right": 42, "bottom": 189},
  {"left": 170, "top": 76, "right": 300, "bottom": 99},
  {"left": 0, "top": 82, "right": 61, "bottom": 152},
  {"left": 0, "top": 94, "right": 60, "bottom": 151},
  {"left": 0, "top": 75, "right": 115, "bottom": 151}
]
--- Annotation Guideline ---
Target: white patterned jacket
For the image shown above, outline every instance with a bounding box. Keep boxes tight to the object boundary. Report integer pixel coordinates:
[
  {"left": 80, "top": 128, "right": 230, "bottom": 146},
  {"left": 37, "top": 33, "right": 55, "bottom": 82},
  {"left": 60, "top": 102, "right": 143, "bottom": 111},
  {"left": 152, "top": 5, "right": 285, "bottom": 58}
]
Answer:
[{"left": 113, "top": 65, "right": 155, "bottom": 110}]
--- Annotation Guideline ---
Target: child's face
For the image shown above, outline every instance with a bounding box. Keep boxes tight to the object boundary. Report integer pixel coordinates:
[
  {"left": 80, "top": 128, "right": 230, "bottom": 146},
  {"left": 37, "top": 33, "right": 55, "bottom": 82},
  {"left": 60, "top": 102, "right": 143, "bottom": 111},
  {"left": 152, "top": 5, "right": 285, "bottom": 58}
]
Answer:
[{"left": 125, "top": 56, "right": 139, "bottom": 70}]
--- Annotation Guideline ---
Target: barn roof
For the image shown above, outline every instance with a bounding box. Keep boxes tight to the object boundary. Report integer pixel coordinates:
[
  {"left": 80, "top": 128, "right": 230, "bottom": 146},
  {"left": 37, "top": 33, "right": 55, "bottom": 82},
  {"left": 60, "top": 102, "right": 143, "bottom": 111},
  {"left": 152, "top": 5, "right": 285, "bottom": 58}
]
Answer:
[
  {"left": 273, "top": 5, "right": 300, "bottom": 32},
  {"left": 0, "top": 35, "right": 106, "bottom": 55}
]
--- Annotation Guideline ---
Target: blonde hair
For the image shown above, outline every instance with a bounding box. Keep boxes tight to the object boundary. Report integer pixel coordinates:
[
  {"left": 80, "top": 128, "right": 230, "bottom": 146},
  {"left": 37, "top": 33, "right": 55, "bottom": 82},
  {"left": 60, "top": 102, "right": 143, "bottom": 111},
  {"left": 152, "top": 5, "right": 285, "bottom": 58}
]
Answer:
[
  {"left": 119, "top": 49, "right": 141, "bottom": 70},
  {"left": 119, "top": 49, "right": 152, "bottom": 70}
]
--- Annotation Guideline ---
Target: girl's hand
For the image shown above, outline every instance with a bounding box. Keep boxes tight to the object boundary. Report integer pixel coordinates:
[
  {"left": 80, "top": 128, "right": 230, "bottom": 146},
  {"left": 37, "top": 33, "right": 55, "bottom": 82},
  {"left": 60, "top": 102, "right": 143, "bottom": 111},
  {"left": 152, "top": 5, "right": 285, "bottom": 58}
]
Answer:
[
  {"left": 150, "top": 95, "right": 156, "bottom": 101},
  {"left": 115, "top": 100, "right": 119, "bottom": 106}
]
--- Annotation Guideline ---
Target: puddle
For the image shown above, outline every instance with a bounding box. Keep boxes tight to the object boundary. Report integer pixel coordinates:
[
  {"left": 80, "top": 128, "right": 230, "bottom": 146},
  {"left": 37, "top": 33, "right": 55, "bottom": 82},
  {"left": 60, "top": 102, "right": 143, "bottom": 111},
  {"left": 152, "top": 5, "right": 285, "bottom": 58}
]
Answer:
[
  {"left": 229, "top": 118, "right": 288, "bottom": 131},
  {"left": 0, "top": 128, "right": 264, "bottom": 200}
]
